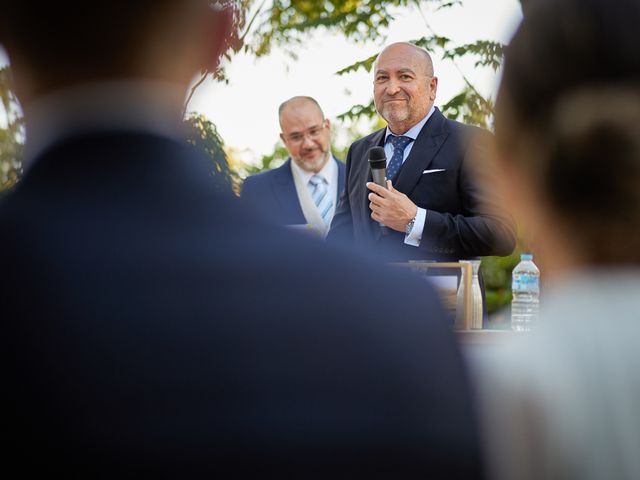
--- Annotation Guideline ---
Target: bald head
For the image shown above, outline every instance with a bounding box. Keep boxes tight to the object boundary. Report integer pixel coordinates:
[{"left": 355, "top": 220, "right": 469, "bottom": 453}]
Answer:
[
  {"left": 375, "top": 42, "right": 434, "bottom": 77},
  {"left": 278, "top": 96, "right": 325, "bottom": 128}
]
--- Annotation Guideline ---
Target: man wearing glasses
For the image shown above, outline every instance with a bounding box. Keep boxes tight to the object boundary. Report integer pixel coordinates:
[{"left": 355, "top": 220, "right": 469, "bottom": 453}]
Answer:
[{"left": 243, "top": 96, "right": 345, "bottom": 237}]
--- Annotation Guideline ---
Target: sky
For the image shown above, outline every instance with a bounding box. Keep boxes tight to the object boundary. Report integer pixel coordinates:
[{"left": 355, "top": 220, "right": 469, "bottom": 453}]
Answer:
[
  {"left": 0, "top": 1, "right": 523, "bottom": 160},
  {"left": 188, "top": 0, "right": 523, "bottom": 163}
]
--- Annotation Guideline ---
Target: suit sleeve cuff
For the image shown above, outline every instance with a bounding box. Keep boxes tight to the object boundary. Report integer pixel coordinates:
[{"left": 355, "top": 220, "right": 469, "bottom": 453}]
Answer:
[{"left": 404, "top": 207, "right": 426, "bottom": 247}]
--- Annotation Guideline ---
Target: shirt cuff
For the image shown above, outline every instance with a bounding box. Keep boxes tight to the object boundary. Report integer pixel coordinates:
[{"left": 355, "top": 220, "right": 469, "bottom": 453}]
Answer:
[{"left": 404, "top": 207, "right": 426, "bottom": 247}]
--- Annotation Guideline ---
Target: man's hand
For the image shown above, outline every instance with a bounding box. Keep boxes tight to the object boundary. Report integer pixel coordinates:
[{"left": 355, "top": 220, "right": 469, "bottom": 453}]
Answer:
[{"left": 367, "top": 180, "right": 418, "bottom": 233}]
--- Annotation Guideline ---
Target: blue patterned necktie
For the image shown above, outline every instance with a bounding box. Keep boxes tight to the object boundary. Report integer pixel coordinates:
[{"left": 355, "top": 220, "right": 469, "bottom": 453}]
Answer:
[
  {"left": 308, "top": 174, "right": 333, "bottom": 226},
  {"left": 386, "top": 135, "right": 413, "bottom": 182}
]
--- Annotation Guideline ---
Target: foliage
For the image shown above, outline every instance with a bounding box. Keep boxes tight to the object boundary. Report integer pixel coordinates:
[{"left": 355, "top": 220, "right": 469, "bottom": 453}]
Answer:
[
  {"left": 331, "top": 34, "right": 505, "bottom": 128},
  {"left": 335, "top": 53, "right": 378, "bottom": 76},
  {"left": 203, "top": 0, "right": 257, "bottom": 82},
  {"left": 234, "top": 1, "right": 509, "bottom": 128},
  {"left": 0, "top": 66, "right": 24, "bottom": 192},
  {"left": 243, "top": 143, "right": 289, "bottom": 177},
  {"left": 247, "top": 0, "right": 419, "bottom": 57},
  {"left": 2, "top": 1, "right": 519, "bottom": 188},
  {"left": 481, "top": 252, "right": 520, "bottom": 320},
  {"left": 442, "top": 40, "right": 505, "bottom": 71},
  {"left": 440, "top": 86, "right": 495, "bottom": 129},
  {"left": 412, "top": 33, "right": 453, "bottom": 54},
  {"left": 336, "top": 101, "right": 377, "bottom": 123},
  {"left": 184, "top": 113, "right": 241, "bottom": 194}
]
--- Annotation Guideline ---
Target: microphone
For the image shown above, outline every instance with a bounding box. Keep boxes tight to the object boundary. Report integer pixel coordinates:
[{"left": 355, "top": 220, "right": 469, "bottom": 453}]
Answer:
[
  {"left": 368, "top": 146, "right": 387, "bottom": 189},
  {"left": 368, "top": 146, "right": 389, "bottom": 234}
]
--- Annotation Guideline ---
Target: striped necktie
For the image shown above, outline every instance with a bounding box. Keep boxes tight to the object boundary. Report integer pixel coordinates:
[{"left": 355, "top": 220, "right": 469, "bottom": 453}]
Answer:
[
  {"left": 386, "top": 135, "right": 413, "bottom": 182},
  {"left": 308, "top": 174, "right": 333, "bottom": 226}
]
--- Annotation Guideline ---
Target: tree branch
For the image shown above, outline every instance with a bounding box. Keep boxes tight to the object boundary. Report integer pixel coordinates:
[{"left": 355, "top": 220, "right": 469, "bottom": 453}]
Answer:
[
  {"left": 183, "top": 72, "right": 209, "bottom": 119},
  {"left": 413, "top": 0, "right": 493, "bottom": 113},
  {"left": 240, "top": 0, "right": 268, "bottom": 43}
]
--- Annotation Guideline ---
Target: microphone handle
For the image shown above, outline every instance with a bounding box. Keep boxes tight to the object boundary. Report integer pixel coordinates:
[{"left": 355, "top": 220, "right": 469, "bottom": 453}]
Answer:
[
  {"left": 371, "top": 168, "right": 387, "bottom": 189},
  {"left": 370, "top": 168, "right": 389, "bottom": 234}
]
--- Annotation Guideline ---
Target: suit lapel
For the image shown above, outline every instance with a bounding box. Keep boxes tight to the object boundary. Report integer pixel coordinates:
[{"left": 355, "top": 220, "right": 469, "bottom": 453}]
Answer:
[
  {"left": 335, "top": 158, "right": 346, "bottom": 204},
  {"left": 394, "top": 109, "right": 449, "bottom": 196},
  {"left": 360, "top": 129, "right": 387, "bottom": 241},
  {"left": 272, "top": 159, "right": 306, "bottom": 223},
  {"left": 363, "top": 129, "right": 386, "bottom": 184}
]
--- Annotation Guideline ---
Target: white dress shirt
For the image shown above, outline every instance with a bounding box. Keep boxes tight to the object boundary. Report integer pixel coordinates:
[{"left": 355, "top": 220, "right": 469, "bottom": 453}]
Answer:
[
  {"left": 290, "top": 155, "right": 339, "bottom": 230},
  {"left": 383, "top": 106, "right": 435, "bottom": 247}
]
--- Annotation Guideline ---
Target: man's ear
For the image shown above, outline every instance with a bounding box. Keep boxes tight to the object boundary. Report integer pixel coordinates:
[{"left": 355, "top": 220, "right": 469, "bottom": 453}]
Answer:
[
  {"left": 200, "top": 5, "right": 234, "bottom": 73},
  {"left": 429, "top": 76, "right": 438, "bottom": 100}
]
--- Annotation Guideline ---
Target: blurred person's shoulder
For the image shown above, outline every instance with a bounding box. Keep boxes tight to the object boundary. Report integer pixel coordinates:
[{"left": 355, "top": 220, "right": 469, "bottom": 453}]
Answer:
[{"left": 442, "top": 115, "right": 491, "bottom": 145}]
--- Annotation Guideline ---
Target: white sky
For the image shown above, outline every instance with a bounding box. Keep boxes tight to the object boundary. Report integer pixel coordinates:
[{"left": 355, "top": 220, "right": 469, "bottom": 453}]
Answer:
[
  {"left": 1, "top": 1, "right": 523, "bottom": 159},
  {"left": 188, "top": 0, "right": 523, "bottom": 162}
]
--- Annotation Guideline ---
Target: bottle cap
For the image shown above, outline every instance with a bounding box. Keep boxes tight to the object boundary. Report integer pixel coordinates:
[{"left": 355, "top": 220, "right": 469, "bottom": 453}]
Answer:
[{"left": 521, "top": 253, "right": 533, "bottom": 261}]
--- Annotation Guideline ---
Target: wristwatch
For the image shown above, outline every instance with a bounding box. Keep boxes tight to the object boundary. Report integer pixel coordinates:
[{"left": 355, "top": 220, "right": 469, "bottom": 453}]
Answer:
[{"left": 405, "top": 215, "right": 416, "bottom": 235}]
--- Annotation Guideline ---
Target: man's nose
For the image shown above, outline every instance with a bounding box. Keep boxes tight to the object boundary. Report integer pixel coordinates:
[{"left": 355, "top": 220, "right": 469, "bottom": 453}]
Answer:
[
  {"left": 301, "top": 134, "right": 315, "bottom": 148},
  {"left": 386, "top": 78, "right": 401, "bottom": 95}
]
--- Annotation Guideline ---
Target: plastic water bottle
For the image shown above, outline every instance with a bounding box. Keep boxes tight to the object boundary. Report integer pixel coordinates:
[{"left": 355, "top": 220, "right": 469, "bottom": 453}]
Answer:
[{"left": 511, "top": 253, "right": 540, "bottom": 331}]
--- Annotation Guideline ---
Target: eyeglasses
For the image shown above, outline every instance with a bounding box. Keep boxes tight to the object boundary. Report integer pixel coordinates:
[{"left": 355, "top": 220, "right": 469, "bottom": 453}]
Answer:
[{"left": 282, "top": 122, "right": 327, "bottom": 144}]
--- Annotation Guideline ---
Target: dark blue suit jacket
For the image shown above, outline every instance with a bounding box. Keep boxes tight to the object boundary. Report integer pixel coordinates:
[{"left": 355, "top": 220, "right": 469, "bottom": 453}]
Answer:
[
  {"left": 328, "top": 108, "right": 516, "bottom": 262},
  {"left": 0, "top": 132, "right": 483, "bottom": 478},
  {"left": 242, "top": 157, "right": 345, "bottom": 225}
]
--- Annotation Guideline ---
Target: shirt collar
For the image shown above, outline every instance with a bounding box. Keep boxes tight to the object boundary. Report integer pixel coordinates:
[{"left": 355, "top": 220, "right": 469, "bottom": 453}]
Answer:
[{"left": 384, "top": 105, "right": 436, "bottom": 143}]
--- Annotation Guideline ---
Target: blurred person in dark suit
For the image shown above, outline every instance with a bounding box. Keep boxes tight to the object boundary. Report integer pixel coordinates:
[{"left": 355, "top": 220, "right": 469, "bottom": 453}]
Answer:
[
  {"left": 474, "top": 0, "right": 640, "bottom": 479},
  {"left": 0, "top": 1, "right": 484, "bottom": 478},
  {"left": 243, "top": 96, "right": 345, "bottom": 237},
  {"left": 328, "top": 42, "right": 515, "bottom": 262}
]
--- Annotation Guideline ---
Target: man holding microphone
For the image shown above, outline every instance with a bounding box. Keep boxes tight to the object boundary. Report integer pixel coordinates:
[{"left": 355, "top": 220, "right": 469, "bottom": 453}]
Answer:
[{"left": 328, "top": 42, "right": 516, "bottom": 262}]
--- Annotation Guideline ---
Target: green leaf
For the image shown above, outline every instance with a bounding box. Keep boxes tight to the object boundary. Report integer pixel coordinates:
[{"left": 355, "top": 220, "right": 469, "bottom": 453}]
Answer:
[
  {"left": 0, "top": 66, "right": 24, "bottom": 191},
  {"left": 337, "top": 100, "right": 378, "bottom": 122},
  {"left": 440, "top": 87, "right": 494, "bottom": 128},
  {"left": 335, "top": 53, "right": 378, "bottom": 76},
  {"left": 184, "top": 113, "right": 241, "bottom": 195},
  {"left": 413, "top": 34, "right": 452, "bottom": 51},
  {"left": 443, "top": 40, "right": 505, "bottom": 71}
]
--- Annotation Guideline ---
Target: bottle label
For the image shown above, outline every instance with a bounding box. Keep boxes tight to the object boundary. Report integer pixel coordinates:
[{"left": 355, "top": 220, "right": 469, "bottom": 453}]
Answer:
[{"left": 512, "top": 274, "right": 540, "bottom": 294}]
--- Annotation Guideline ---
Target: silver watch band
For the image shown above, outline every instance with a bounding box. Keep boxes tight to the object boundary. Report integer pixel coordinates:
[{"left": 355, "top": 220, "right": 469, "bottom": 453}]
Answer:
[{"left": 405, "top": 216, "right": 416, "bottom": 235}]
